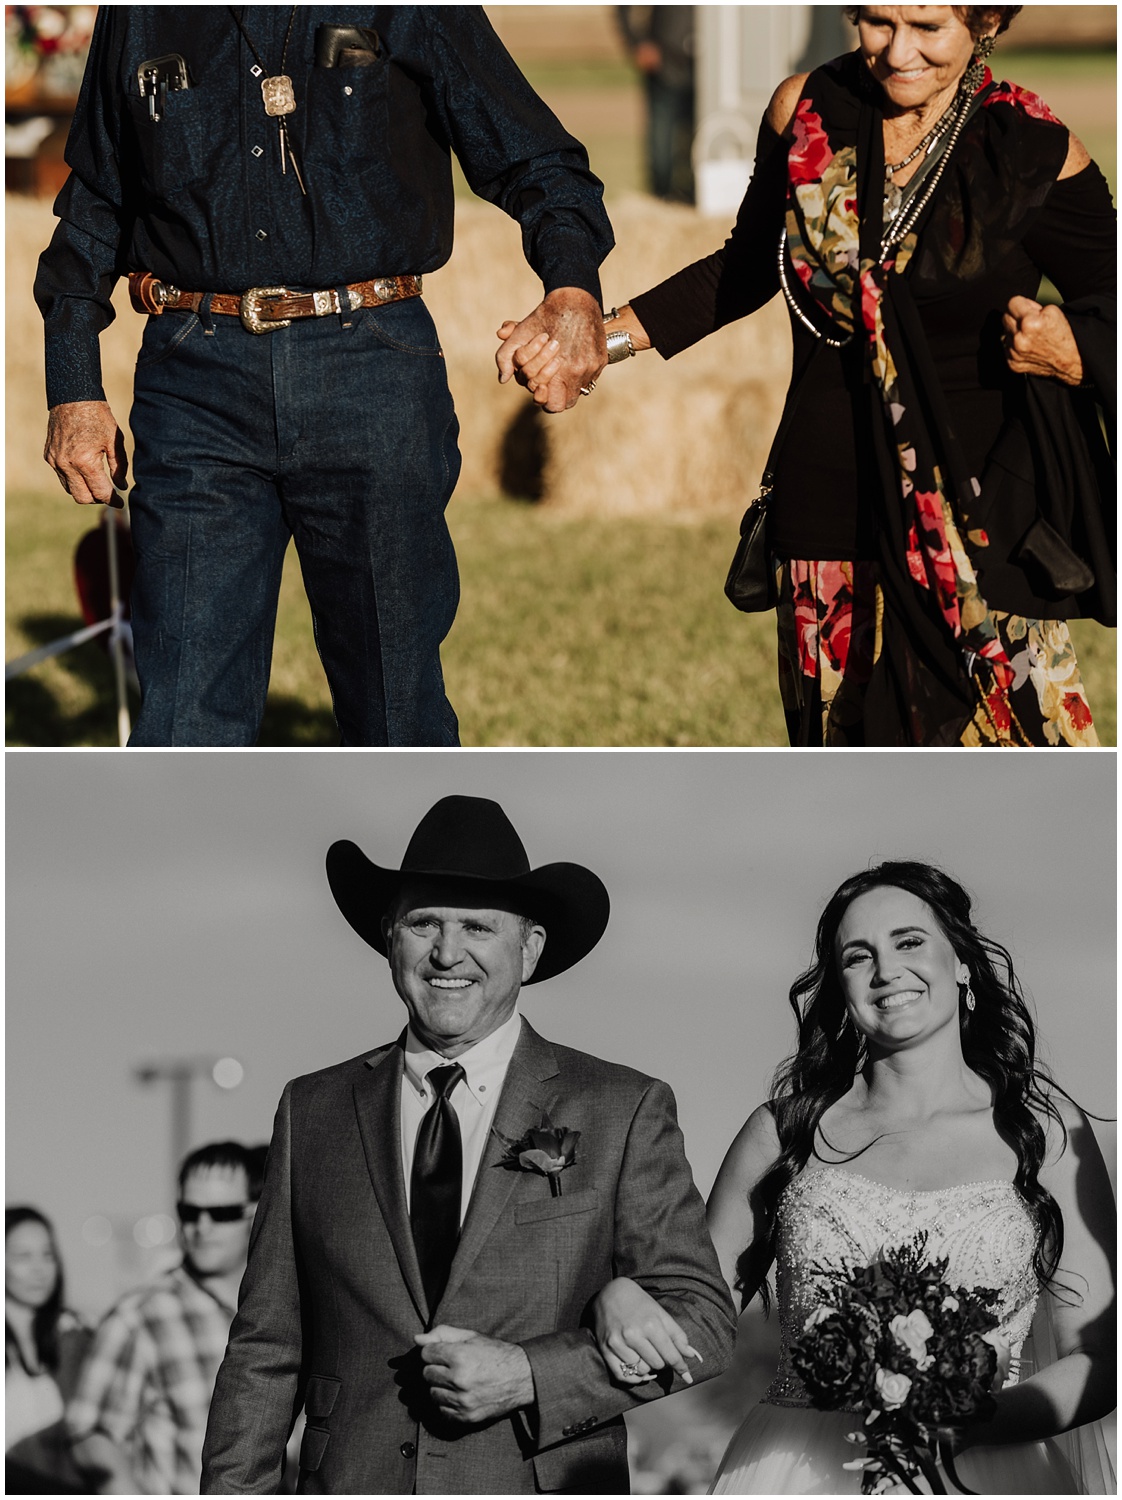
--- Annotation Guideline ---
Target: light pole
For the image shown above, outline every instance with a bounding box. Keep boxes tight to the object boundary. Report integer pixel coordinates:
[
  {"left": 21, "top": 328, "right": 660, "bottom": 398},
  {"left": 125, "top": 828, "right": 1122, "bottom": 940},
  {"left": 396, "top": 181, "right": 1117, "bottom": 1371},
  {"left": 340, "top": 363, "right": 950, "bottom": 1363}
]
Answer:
[{"left": 133, "top": 1055, "right": 245, "bottom": 1185}]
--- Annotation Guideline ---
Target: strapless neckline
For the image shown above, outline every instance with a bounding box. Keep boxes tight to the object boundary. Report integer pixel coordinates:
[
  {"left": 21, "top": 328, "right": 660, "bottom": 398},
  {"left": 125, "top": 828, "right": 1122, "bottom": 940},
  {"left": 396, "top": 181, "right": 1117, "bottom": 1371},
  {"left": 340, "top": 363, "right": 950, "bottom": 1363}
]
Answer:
[{"left": 795, "top": 1162, "right": 1022, "bottom": 1200}]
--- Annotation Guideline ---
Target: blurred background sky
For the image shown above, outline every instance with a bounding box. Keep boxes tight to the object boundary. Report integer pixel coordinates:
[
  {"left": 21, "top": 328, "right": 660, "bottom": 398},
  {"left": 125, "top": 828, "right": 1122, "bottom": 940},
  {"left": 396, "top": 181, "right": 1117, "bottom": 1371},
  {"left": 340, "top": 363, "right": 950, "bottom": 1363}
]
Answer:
[{"left": 7, "top": 749, "right": 1115, "bottom": 1321}]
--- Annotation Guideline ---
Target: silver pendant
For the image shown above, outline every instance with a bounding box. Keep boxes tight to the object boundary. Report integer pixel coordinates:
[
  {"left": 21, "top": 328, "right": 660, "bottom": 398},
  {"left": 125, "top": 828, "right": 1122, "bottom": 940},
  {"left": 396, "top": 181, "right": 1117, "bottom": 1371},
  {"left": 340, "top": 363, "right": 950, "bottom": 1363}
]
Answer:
[
  {"left": 884, "top": 175, "right": 903, "bottom": 221},
  {"left": 262, "top": 74, "right": 296, "bottom": 117}
]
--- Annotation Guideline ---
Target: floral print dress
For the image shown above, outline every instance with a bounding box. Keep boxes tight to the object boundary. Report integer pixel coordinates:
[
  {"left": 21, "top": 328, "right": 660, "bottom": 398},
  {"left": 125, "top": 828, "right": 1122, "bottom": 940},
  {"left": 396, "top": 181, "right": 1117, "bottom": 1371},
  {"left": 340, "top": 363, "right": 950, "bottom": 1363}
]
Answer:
[{"left": 772, "top": 56, "right": 1102, "bottom": 747}]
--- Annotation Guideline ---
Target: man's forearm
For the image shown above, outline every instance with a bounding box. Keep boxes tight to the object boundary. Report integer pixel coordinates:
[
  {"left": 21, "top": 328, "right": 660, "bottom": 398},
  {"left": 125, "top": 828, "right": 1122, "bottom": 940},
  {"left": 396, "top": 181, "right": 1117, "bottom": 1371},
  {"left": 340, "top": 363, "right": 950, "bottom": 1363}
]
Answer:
[{"left": 522, "top": 1295, "right": 735, "bottom": 1454}]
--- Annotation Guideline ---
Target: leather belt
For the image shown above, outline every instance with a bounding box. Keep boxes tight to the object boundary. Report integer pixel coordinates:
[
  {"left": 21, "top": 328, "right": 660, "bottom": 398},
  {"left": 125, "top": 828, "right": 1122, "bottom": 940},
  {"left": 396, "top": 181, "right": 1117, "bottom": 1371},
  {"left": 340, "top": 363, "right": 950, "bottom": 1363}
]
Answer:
[{"left": 128, "top": 271, "right": 422, "bottom": 334}]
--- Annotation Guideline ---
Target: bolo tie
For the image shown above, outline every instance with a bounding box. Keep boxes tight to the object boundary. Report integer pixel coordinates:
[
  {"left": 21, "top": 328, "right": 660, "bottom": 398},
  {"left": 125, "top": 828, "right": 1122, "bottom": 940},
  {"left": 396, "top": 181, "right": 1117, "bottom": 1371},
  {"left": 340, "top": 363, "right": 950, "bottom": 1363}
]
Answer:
[
  {"left": 230, "top": 5, "right": 307, "bottom": 194},
  {"left": 410, "top": 1063, "right": 466, "bottom": 1314}
]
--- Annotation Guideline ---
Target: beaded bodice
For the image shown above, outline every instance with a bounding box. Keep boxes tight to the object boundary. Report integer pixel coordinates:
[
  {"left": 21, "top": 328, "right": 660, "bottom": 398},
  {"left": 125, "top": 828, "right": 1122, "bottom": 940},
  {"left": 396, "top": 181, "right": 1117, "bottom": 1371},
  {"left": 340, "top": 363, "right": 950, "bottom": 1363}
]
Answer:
[{"left": 764, "top": 1165, "right": 1040, "bottom": 1407}]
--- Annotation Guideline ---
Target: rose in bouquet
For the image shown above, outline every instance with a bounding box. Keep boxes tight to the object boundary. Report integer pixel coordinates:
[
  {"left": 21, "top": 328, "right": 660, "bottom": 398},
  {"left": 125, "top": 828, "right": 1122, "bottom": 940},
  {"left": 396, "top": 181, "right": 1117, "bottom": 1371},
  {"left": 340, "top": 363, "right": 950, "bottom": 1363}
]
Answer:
[{"left": 790, "top": 1232, "right": 1007, "bottom": 1494}]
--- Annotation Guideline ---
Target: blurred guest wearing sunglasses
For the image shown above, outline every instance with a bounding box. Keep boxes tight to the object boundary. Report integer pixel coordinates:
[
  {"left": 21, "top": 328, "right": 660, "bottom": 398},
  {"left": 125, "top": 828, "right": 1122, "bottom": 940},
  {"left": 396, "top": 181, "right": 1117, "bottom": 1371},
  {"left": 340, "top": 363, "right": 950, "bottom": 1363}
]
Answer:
[{"left": 67, "top": 1143, "right": 262, "bottom": 1495}]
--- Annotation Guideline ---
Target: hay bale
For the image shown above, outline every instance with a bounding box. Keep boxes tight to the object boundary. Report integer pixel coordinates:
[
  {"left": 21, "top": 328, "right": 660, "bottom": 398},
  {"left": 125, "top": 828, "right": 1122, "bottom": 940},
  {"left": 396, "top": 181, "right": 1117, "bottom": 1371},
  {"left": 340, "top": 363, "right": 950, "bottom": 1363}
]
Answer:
[
  {"left": 7, "top": 190, "right": 790, "bottom": 522},
  {"left": 433, "top": 193, "right": 793, "bottom": 521}
]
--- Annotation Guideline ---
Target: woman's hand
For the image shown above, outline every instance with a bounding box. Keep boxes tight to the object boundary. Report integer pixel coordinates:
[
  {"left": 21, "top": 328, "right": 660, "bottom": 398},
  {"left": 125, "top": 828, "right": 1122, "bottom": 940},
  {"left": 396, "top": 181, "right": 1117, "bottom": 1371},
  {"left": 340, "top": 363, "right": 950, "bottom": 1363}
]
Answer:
[
  {"left": 590, "top": 1276, "right": 701, "bottom": 1385},
  {"left": 496, "top": 303, "right": 651, "bottom": 403},
  {"left": 1002, "top": 297, "right": 1084, "bottom": 385}
]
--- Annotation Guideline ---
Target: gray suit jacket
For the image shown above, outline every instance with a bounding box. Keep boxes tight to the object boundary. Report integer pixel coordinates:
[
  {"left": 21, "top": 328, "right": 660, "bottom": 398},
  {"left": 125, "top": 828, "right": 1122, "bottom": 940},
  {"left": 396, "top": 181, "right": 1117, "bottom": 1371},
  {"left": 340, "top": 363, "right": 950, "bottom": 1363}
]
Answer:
[{"left": 200, "top": 1021, "right": 735, "bottom": 1494}]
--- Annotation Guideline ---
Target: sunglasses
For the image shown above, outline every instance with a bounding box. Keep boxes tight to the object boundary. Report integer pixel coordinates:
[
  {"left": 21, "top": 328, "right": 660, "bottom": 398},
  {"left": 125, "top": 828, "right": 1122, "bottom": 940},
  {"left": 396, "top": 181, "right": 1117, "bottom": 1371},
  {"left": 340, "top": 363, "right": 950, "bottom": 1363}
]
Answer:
[{"left": 176, "top": 1202, "right": 248, "bottom": 1225}]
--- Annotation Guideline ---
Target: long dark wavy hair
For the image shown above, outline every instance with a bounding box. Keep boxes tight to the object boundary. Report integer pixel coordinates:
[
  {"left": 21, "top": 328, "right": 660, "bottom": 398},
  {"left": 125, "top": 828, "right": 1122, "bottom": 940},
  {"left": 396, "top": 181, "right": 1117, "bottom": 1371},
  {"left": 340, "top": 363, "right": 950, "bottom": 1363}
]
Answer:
[
  {"left": 738, "top": 863, "right": 1068, "bottom": 1314},
  {"left": 5, "top": 1206, "right": 65, "bottom": 1373}
]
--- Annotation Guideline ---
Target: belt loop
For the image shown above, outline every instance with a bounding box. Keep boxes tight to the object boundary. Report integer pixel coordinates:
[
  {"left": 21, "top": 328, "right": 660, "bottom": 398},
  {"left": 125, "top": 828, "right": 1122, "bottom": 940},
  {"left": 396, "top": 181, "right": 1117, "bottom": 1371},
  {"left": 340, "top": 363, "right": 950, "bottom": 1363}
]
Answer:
[
  {"left": 199, "top": 291, "right": 215, "bottom": 336},
  {"left": 335, "top": 284, "right": 353, "bottom": 329}
]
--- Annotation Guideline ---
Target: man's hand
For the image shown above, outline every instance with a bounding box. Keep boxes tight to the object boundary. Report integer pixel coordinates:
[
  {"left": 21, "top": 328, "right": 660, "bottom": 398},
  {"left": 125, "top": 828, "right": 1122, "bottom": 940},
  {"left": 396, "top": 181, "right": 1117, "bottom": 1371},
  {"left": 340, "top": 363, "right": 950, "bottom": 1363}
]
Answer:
[
  {"left": 44, "top": 399, "right": 128, "bottom": 506},
  {"left": 1002, "top": 297, "right": 1084, "bottom": 386},
  {"left": 495, "top": 287, "right": 606, "bottom": 413},
  {"left": 415, "top": 1324, "right": 535, "bottom": 1424}
]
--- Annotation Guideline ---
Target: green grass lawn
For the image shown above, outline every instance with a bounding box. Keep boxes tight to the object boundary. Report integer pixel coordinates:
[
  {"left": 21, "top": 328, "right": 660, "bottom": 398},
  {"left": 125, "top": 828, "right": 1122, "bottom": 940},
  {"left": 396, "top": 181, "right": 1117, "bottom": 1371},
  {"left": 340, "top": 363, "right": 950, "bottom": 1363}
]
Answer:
[
  {"left": 5, "top": 490, "right": 1114, "bottom": 747},
  {"left": 4, "top": 490, "right": 786, "bottom": 746}
]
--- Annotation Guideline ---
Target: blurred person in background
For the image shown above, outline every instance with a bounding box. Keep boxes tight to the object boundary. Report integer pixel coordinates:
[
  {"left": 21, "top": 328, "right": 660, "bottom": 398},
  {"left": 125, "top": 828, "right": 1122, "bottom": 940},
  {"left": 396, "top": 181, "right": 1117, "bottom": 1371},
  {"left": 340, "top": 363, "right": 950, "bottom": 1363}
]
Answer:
[
  {"left": 616, "top": 6, "right": 696, "bottom": 202},
  {"left": 35, "top": 8, "right": 613, "bottom": 748},
  {"left": 587, "top": 862, "right": 1116, "bottom": 1493},
  {"left": 507, "top": 5, "right": 1116, "bottom": 749},
  {"left": 67, "top": 1142, "right": 262, "bottom": 1495},
  {"left": 6, "top": 1207, "right": 91, "bottom": 1495}
]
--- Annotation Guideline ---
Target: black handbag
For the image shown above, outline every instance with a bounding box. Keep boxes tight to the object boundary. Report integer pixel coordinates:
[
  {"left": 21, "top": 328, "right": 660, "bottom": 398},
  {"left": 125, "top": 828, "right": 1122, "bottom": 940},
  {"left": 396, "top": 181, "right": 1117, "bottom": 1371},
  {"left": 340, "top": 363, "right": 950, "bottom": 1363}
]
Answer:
[
  {"left": 723, "top": 477, "right": 776, "bottom": 612},
  {"left": 723, "top": 344, "right": 819, "bottom": 614}
]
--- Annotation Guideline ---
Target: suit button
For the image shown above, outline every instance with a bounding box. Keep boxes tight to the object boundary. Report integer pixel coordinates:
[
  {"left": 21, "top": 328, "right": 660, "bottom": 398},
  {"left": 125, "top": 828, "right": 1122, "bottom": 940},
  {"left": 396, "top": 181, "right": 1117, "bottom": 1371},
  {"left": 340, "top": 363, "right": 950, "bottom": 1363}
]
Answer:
[{"left": 400, "top": 1442, "right": 416, "bottom": 1459}]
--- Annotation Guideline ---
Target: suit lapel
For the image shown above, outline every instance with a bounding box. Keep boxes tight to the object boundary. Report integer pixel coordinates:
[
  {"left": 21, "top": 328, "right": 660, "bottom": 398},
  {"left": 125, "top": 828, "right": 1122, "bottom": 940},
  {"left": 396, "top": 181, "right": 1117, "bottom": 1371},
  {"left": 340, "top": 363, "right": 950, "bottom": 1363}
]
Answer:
[
  {"left": 437, "top": 1021, "right": 560, "bottom": 1313},
  {"left": 352, "top": 1036, "right": 429, "bottom": 1322}
]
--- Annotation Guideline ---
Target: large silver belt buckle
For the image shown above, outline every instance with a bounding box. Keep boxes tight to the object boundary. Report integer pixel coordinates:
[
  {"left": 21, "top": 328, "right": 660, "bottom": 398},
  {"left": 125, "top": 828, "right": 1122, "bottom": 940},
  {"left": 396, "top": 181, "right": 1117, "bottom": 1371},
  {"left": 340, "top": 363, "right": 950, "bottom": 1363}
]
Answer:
[{"left": 240, "top": 286, "right": 290, "bottom": 334}]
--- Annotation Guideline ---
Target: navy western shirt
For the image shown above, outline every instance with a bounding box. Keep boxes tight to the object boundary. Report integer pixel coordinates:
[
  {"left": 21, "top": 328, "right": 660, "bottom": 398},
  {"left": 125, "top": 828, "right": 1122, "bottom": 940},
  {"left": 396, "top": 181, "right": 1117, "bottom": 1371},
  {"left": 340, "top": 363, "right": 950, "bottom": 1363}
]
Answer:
[{"left": 34, "top": 6, "right": 614, "bottom": 407}]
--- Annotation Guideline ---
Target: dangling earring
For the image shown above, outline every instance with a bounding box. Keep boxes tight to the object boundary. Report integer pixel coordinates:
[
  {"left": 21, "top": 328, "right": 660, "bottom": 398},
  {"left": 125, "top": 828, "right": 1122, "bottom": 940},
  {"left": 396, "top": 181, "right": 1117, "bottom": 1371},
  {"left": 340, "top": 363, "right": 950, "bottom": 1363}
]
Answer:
[
  {"left": 961, "top": 32, "right": 996, "bottom": 95},
  {"left": 964, "top": 978, "right": 976, "bottom": 1013}
]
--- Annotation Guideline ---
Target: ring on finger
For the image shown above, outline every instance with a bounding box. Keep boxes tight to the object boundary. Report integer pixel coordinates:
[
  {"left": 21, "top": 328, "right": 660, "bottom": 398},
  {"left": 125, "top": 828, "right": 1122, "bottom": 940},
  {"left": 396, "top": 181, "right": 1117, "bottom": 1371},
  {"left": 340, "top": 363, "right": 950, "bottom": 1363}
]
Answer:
[
  {"left": 618, "top": 1360, "right": 645, "bottom": 1377},
  {"left": 580, "top": 379, "right": 597, "bottom": 396}
]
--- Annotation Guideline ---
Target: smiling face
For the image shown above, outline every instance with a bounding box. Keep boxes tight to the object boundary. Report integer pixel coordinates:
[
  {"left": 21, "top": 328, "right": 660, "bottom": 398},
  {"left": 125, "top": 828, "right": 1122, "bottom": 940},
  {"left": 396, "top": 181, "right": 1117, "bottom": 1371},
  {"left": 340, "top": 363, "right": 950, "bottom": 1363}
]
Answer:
[
  {"left": 384, "top": 881, "right": 546, "bottom": 1057},
  {"left": 5, "top": 1220, "right": 58, "bottom": 1310},
  {"left": 858, "top": 7, "right": 986, "bottom": 113},
  {"left": 178, "top": 1165, "right": 254, "bottom": 1280},
  {"left": 835, "top": 884, "right": 969, "bottom": 1050}
]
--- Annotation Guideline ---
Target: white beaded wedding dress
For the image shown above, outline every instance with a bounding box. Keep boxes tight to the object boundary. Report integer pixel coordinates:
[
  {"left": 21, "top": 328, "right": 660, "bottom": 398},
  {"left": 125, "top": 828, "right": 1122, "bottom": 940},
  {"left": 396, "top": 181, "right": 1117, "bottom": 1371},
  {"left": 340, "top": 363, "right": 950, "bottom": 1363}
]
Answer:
[{"left": 710, "top": 1165, "right": 1114, "bottom": 1495}]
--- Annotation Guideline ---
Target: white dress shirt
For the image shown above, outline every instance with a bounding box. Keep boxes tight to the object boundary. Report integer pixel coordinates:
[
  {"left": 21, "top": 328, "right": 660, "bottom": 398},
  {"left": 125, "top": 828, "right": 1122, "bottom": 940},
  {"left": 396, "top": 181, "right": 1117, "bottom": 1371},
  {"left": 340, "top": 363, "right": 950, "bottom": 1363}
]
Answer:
[{"left": 400, "top": 1009, "right": 522, "bottom": 1224}]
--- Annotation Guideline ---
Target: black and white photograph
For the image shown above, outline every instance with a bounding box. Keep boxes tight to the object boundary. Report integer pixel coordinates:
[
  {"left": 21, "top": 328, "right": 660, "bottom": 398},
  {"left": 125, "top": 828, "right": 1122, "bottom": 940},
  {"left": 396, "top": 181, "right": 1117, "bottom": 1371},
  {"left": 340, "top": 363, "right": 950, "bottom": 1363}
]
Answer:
[{"left": 6, "top": 750, "right": 1116, "bottom": 1493}]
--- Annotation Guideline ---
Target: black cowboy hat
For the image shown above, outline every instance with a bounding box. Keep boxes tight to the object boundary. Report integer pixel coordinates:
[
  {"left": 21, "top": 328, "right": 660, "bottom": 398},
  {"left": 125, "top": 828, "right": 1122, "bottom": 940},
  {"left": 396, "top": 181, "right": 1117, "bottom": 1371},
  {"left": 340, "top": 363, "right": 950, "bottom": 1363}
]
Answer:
[{"left": 325, "top": 795, "right": 609, "bottom": 983}]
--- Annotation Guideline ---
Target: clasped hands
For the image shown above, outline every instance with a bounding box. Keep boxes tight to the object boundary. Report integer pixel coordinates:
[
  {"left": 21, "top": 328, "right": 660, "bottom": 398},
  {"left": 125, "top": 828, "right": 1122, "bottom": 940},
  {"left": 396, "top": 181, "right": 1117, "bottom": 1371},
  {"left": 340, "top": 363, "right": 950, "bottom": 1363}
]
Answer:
[{"left": 495, "top": 286, "right": 606, "bottom": 411}]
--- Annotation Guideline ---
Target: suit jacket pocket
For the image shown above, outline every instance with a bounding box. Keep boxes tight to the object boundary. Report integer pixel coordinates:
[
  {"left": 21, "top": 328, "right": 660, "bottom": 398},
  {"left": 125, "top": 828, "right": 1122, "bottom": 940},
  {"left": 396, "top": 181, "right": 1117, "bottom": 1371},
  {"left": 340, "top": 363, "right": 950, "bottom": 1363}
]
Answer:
[
  {"left": 514, "top": 1188, "right": 599, "bottom": 1225},
  {"left": 304, "top": 1374, "right": 341, "bottom": 1423}
]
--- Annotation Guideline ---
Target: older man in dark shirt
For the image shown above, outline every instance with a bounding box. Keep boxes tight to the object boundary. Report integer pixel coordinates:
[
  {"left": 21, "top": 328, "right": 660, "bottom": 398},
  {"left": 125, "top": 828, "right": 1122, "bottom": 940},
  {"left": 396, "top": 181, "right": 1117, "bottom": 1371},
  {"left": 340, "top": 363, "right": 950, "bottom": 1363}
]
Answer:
[{"left": 35, "top": 8, "right": 613, "bottom": 746}]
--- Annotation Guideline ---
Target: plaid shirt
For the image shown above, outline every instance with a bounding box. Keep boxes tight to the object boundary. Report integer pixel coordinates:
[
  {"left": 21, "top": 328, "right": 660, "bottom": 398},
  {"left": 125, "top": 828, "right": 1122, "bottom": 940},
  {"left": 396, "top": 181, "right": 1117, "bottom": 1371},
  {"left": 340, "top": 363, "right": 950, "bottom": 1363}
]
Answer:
[{"left": 66, "top": 1264, "right": 235, "bottom": 1496}]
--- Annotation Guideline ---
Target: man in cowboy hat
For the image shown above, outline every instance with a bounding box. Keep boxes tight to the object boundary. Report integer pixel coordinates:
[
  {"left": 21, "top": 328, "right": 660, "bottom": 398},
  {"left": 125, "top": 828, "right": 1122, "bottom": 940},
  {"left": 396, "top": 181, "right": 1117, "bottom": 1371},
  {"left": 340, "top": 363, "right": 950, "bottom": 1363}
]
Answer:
[{"left": 201, "top": 795, "right": 734, "bottom": 1495}]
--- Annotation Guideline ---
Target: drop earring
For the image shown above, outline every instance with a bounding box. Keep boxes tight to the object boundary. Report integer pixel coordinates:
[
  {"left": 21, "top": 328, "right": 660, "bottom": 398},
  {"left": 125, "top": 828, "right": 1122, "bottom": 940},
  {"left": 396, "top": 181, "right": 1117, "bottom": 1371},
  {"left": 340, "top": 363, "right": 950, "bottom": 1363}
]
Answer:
[{"left": 963, "top": 976, "right": 976, "bottom": 1012}]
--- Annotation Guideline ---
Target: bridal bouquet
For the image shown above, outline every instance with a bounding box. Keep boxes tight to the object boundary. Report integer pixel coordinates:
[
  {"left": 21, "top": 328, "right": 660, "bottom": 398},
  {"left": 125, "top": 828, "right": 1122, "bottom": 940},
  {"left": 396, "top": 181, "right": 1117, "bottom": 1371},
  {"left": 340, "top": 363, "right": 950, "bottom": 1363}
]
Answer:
[{"left": 789, "top": 1232, "right": 1005, "bottom": 1495}]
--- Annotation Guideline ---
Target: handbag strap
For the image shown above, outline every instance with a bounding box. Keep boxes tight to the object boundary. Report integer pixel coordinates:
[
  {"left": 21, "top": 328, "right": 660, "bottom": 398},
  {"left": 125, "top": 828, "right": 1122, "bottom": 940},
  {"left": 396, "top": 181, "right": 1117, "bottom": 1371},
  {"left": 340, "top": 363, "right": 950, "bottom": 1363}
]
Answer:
[{"left": 758, "top": 339, "right": 823, "bottom": 495}]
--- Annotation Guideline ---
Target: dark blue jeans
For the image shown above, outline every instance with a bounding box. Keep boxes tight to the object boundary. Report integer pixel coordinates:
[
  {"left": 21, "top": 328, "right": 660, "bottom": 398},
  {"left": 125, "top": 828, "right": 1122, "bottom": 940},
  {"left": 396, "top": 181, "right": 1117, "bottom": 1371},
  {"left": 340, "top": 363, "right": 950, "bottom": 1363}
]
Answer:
[{"left": 127, "top": 295, "right": 461, "bottom": 746}]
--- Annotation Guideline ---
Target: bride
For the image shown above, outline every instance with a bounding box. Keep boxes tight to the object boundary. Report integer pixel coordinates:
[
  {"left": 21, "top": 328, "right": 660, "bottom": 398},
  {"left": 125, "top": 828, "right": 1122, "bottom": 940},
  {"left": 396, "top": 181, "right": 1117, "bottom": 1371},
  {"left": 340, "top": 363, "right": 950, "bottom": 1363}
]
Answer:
[{"left": 591, "top": 862, "right": 1115, "bottom": 1493}]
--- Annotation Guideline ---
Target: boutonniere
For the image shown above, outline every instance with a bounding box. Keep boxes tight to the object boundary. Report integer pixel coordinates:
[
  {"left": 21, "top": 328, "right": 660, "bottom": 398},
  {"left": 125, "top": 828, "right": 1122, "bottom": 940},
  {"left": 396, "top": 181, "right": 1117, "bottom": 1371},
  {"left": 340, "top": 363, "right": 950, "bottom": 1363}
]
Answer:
[{"left": 494, "top": 1114, "right": 580, "bottom": 1197}]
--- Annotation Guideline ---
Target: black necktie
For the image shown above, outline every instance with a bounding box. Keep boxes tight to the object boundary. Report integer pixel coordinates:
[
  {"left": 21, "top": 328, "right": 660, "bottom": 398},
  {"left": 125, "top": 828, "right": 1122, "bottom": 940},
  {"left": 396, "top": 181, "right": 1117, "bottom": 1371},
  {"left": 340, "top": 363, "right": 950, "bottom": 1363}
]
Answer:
[{"left": 410, "top": 1063, "right": 465, "bottom": 1311}]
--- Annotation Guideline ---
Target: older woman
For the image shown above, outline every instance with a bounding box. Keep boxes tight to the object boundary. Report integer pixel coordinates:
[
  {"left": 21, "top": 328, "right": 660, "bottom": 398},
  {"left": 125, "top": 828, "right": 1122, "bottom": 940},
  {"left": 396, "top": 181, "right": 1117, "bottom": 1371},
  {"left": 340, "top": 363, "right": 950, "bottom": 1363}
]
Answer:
[
  {"left": 508, "top": 6, "right": 1116, "bottom": 746},
  {"left": 587, "top": 863, "right": 1116, "bottom": 1493}
]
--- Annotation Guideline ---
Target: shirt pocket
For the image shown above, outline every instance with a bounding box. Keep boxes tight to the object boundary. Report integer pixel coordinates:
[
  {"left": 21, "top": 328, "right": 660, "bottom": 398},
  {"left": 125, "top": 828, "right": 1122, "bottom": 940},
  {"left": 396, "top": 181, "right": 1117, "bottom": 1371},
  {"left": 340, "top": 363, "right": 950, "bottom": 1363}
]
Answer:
[
  {"left": 125, "top": 85, "right": 210, "bottom": 198},
  {"left": 303, "top": 62, "right": 388, "bottom": 193}
]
